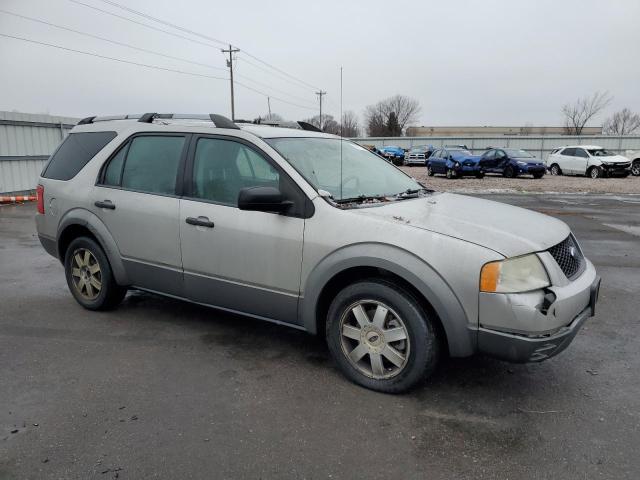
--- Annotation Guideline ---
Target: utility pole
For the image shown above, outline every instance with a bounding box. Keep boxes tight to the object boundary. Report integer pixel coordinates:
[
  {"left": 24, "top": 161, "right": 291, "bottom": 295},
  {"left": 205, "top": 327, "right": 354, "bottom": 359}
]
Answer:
[
  {"left": 267, "top": 97, "right": 271, "bottom": 117},
  {"left": 221, "top": 44, "right": 240, "bottom": 120},
  {"left": 316, "top": 90, "right": 327, "bottom": 130}
]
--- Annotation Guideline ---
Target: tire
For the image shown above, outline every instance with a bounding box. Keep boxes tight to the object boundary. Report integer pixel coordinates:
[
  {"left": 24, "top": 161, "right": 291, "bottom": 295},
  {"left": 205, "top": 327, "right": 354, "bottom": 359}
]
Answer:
[
  {"left": 533, "top": 172, "right": 544, "bottom": 179},
  {"left": 504, "top": 165, "right": 516, "bottom": 178},
  {"left": 446, "top": 168, "right": 456, "bottom": 179},
  {"left": 588, "top": 166, "right": 602, "bottom": 179},
  {"left": 426, "top": 164, "right": 434, "bottom": 176},
  {"left": 475, "top": 171, "right": 485, "bottom": 179},
  {"left": 326, "top": 279, "right": 440, "bottom": 393},
  {"left": 550, "top": 164, "right": 562, "bottom": 176},
  {"left": 631, "top": 160, "right": 640, "bottom": 176},
  {"left": 64, "top": 236, "right": 127, "bottom": 310}
]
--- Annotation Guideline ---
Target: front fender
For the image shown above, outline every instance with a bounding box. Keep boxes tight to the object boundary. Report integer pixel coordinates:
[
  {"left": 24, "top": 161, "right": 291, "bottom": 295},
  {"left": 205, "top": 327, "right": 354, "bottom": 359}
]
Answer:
[
  {"left": 57, "top": 208, "right": 130, "bottom": 285},
  {"left": 300, "top": 243, "right": 475, "bottom": 357}
]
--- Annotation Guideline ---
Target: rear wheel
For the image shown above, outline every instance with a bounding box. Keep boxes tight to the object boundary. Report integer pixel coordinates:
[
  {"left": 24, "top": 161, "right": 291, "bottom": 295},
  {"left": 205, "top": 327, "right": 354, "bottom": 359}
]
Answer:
[
  {"left": 631, "top": 160, "right": 640, "bottom": 176},
  {"left": 64, "top": 237, "right": 127, "bottom": 310},
  {"left": 533, "top": 172, "right": 544, "bottom": 179},
  {"left": 550, "top": 164, "right": 562, "bottom": 176},
  {"left": 588, "top": 166, "right": 602, "bottom": 179},
  {"left": 326, "top": 279, "right": 440, "bottom": 393}
]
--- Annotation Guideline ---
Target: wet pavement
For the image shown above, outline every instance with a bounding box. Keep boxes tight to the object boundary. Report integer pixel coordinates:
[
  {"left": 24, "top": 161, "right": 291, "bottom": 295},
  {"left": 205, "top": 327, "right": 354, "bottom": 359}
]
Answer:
[{"left": 1, "top": 195, "right": 639, "bottom": 479}]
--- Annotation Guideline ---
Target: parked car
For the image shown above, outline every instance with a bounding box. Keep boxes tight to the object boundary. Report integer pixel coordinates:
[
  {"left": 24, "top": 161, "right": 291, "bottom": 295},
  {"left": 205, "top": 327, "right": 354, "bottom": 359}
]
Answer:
[
  {"left": 379, "top": 145, "right": 405, "bottom": 165},
  {"left": 479, "top": 148, "right": 546, "bottom": 178},
  {"left": 35, "top": 112, "right": 600, "bottom": 393},
  {"left": 404, "top": 145, "right": 430, "bottom": 166},
  {"left": 623, "top": 150, "right": 640, "bottom": 176},
  {"left": 546, "top": 146, "right": 631, "bottom": 178},
  {"left": 427, "top": 147, "right": 485, "bottom": 178}
]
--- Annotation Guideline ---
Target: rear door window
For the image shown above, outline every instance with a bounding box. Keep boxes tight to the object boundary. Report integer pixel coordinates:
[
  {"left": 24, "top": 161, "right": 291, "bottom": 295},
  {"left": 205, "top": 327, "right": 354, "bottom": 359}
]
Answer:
[
  {"left": 120, "top": 136, "right": 185, "bottom": 195},
  {"left": 43, "top": 131, "right": 117, "bottom": 180}
]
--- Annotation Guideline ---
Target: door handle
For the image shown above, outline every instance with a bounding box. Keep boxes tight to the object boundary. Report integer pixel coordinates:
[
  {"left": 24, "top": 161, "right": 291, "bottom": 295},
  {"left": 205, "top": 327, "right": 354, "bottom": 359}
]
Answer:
[
  {"left": 186, "top": 216, "right": 215, "bottom": 228},
  {"left": 94, "top": 200, "right": 115, "bottom": 210}
]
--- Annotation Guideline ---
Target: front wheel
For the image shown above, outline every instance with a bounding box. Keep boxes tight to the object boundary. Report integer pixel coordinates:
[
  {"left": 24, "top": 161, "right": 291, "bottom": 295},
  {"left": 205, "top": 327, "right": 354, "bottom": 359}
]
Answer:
[
  {"left": 426, "top": 164, "right": 434, "bottom": 176},
  {"left": 504, "top": 165, "right": 516, "bottom": 178},
  {"left": 588, "top": 166, "right": 602, "bottom": 179},
  {"left": 446, "top": 168, "right": 457, "bottom": 179},
  {"left": 64, "top": 237, "right": 127, "bottom": 310},
  {"left": 475, "top": 171, "right": 485, "bottom": 179},
  {"left": 533, "top": 172, "right": 544, "bottom": 179},
  {"left": 631, "top": 160, "right": 640, "bottom": 176},
  {"left": 326, "top": 279, "right": 440, "bottom": 393}
]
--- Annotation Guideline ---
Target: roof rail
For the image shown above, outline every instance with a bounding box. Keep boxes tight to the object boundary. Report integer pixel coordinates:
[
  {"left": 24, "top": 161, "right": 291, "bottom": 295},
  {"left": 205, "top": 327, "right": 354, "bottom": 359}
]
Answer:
[
  {"left": 77, "top": 116, "right": 96, "bottom": 125},
  {"left": 297, "top": 121, "right": 322, "bottom": 132}
]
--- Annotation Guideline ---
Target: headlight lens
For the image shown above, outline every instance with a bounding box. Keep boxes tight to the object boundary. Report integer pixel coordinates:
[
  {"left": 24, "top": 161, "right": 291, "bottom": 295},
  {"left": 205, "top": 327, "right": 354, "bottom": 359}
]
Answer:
[{"left": 480, "top": 254, "right": 550, "bottom": 293}]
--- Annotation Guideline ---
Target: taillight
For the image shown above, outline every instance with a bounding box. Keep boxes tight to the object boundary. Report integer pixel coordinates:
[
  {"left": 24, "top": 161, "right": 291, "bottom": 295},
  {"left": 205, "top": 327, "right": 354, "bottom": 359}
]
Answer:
[{"left": 36, "top": 184, "right": 45, "bottom": 214}]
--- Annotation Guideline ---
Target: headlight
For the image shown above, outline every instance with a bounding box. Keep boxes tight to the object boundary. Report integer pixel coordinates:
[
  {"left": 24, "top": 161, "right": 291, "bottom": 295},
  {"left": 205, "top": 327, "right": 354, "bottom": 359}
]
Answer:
[
  {"left": 517, "top": 161, "right": 527, "bottom": 166},
  {"left": 480, "top": 254, "right": 550, "bottom": 293},
  {"left": 454, "top": 161, "right": 460, "bottom": 167}
]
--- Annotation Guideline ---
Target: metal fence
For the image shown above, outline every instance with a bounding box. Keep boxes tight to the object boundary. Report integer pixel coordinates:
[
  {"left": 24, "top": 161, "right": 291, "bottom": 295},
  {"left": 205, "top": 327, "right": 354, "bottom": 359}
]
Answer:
[
  {"left": 351, "top": 135, "right": 640, "bottom": 161},
  {"left": 0, "top": 111, "right": 77, "bottom": 194}
]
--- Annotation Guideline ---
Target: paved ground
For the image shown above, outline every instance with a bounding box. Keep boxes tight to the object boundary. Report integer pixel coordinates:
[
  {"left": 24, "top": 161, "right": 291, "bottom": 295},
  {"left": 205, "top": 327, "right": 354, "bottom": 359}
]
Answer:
[
  {"left": 1, "top": 196, "right": 639, "bottom": 480},
  {"left": 400, "top": 166, "right": 640, "bottom": 194}
]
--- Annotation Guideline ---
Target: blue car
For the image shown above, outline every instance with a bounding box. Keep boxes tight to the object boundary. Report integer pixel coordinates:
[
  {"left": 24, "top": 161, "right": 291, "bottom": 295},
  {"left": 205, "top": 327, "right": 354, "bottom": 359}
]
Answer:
[
  {"left": 479, "top": 148, "right": 546, "bottom": 178},
  {"left": 379, "top": 145, "right": 405, "bottom": 165},
  {"left": 426, "top": 147, "right": 485, "bottom": 179}
]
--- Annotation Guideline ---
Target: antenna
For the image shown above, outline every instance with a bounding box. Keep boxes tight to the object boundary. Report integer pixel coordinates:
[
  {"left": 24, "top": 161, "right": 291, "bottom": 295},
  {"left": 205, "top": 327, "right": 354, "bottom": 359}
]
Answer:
[{"left": 340, "top": 66, "right": 343, "bottom": 200}]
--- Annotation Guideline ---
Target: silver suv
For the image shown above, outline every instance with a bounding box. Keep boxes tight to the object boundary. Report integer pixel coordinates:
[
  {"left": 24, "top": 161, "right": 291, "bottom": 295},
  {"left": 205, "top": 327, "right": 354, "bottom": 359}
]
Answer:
[{"left": 36, "top": 113, "right": 601, "bottom": 393}]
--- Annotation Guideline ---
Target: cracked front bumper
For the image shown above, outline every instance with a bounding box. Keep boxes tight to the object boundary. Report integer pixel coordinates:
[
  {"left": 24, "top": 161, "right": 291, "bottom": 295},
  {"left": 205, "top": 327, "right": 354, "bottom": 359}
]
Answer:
[{"left": 477, "top": 265, "right": 600, "bottom": 362}]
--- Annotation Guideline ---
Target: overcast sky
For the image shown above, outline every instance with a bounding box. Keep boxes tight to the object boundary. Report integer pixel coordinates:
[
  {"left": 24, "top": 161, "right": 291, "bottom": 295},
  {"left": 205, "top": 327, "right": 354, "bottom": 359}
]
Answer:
[{"left": 1, "top": 0, "right": 639, "bottom": 128}]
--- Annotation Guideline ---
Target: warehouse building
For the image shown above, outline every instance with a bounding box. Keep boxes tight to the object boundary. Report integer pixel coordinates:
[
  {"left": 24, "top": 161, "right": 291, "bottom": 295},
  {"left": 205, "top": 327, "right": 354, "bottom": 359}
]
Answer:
[
  {"left": 406, "top": 125, "right": 603, "bottom": 137},
  {"left": 0, "top": 111, "right": 77, "bottom": 194}
]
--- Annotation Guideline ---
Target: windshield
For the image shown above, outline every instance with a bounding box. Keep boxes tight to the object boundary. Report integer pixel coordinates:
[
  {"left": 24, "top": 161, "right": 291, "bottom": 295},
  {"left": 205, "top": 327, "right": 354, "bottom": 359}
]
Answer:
[
  {"left": 504, "top": 149, "right": 534, "bottom": 158},
  {"left": 266, "top": 137, "right": 422, "bottom": 201},
  {"left": 587, "top": 149, "right": 614, "bottom": 156}
]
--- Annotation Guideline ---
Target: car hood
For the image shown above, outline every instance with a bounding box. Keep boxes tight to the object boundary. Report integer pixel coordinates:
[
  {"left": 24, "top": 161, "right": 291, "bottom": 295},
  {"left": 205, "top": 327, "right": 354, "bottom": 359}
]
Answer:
[
  {"left": 451, "top": 153, "right": 481, "bottom": 163},
  {"left": 351, "top": 192, "right": 569, "bottom": 257},
  {"left": 599, "top": 155, "right": 631, "bottom": 164}
]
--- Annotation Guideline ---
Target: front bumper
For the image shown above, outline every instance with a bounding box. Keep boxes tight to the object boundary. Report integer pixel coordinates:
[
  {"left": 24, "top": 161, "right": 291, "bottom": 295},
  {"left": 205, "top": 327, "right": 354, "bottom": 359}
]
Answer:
[
  {"left": 519, "top": 165, "right": 546, "bottom": 175},
  {"left": 601, "top": 163, "right": 630, "bottom": 176},
  {"left": 453, "top": 164, "right": 482, "bottom": 176},
  {"left": 477, "top": 262, "right": 600, "bottom": 363}
]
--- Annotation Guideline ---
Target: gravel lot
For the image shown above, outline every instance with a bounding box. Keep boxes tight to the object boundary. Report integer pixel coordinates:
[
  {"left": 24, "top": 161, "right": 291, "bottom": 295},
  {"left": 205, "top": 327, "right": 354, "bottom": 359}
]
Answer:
[
  {"left": 1, "top": 196, "right": 639, "bottom": 479},
  {"left": 400, "top": 166, "right": 640, "bottom": 194}
]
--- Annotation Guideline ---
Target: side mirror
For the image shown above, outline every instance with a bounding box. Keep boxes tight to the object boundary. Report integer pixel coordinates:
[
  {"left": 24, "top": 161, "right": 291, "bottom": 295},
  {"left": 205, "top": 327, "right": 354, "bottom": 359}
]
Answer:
[{"left": 238, "top": 186, "right": 292, "bottom": 213}]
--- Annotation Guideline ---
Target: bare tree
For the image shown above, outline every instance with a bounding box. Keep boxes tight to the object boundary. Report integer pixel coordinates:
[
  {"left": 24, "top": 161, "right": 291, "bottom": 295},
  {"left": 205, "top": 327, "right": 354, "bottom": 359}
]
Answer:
[
  {"left": 364, "top": 95, "right": 421, "bottom": 136},
  {"left": 603, "top": 108, "right": 640, "bottom": 135},
  {"left": 303, "top": 114, "right": 340, "bottom": 135},
  {"left": 340, "top": 111, "right": 360, "bottom": 137},
  {"left": 562, "top": 91, "right": 612, "bottom": 135}
]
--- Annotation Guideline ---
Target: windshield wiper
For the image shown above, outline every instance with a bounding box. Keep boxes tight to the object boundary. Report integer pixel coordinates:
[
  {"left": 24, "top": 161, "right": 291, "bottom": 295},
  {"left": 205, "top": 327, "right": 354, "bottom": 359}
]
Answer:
[
  {"left": 335, "top": 194, "right": 385, "bottom": 204},
  {"left": 394, "top": 187, "right": 432, "bottom": 199}
]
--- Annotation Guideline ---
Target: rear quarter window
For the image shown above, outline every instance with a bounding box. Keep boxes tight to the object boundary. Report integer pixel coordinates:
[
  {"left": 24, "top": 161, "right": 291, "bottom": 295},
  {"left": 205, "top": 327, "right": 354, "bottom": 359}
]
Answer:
[{"left": 42, "top": 131, "right": 117, "bottom": 180}]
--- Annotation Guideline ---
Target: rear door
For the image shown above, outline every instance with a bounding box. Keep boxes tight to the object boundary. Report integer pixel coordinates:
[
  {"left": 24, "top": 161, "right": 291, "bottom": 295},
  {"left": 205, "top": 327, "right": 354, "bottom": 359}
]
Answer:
[
  {"left": 431, "top": 149, "right": 444, "bottom": 173},
  {"left": 179, "top": 135, "right": 306, "bottom": 324},
  {"left": 559, "top": 148, "right": 576, "bottom": 173},
  {"left": 573, "top": 148, "right": 589, "bottom": 175},
  {"left": 93, "top": 133, "right": 189, "bottom": 296}
]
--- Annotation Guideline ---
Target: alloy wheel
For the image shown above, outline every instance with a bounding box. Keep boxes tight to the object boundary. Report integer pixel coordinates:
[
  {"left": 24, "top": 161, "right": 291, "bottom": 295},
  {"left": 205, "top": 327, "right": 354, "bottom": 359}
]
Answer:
[
  {"left": 339, "top": 300, "right": 410, "bottom": 379},
  {"left": 70, "top": 248, "right": 102, "bottom": 300},
  {"left": 632, "top": 161, "right": 640, "bottom": 176}
]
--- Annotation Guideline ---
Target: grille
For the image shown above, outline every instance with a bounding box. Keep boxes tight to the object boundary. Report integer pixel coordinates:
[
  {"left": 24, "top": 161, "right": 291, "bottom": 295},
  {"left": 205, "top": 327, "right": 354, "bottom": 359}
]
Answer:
[{"left": 547, "top": 235, "right": 585, "bottom": 280}]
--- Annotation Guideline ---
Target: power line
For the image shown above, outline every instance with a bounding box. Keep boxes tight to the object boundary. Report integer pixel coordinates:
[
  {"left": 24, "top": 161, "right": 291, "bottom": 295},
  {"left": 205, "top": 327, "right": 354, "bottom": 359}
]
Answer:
[
  {"left": 235, "top": 55, "right": 316, "bottom": 94},
  {"left": 0, "top": 8, "right": 226, "bottom": 72},
  {"left": 2, "top": 7, "right": 316, "bottom": 108},
  {"left": 0, "top": 32, "right": 228, "bottom": 80},
  {"left": 0, "top": 33, "right": 317, "bottom": 111},
  {"left": 69, "top": 0, "right": 221, "bottom": 50},
  {"left": 94, "top": 0, "right": 321, "bottom": 90}
]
